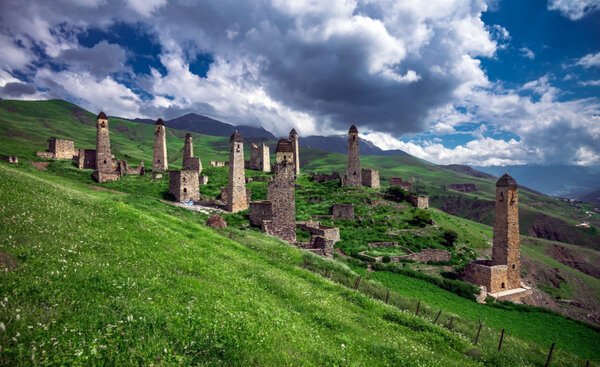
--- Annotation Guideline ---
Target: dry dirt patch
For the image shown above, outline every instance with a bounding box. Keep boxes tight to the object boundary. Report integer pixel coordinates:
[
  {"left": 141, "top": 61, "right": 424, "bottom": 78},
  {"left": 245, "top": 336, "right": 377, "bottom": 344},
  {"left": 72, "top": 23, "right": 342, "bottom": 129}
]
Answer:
[{"left": 31, "top": 161, "right": 49, "bottom": 170}]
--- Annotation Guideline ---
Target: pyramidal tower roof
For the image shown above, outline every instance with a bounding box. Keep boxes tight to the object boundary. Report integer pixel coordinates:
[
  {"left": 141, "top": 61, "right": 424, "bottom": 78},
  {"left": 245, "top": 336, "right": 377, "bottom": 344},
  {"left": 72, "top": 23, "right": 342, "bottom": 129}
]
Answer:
[
  {"left": 155, "top": 118, "right": 165, "bottom": 126},
  {"left": 276, "top": 138, "right": 294, "bottom": 153},
  {"left": 496, "top": 173, "right": 518, "bottom": 187},
  {"left": 289, "top": 128, "right": 298, "bottom": 136},
  {"left": 97, "top": 111, "right": 108, "bottom": 120},
  {"left": 349, "top": 124, "right": 358, "bottom": 134},
  {"left": 230, "top": 130, "right": 243, "bottom": 142}
]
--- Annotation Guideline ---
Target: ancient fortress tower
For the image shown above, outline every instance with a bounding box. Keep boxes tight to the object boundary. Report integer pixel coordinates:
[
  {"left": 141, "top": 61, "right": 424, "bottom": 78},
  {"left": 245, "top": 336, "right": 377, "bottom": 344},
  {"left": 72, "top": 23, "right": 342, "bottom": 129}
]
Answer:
[
  {"left": 492, "top": 173, "right": 521, "bottom": 289},
  {"left": 153, "top": 118, "right": 168, "bottom": 172},
  {"left": 92, "top": 111, "right": 119, "bottom": 183},
  {"left": 227, "top": 131, "right": 248, "bottom": 212},
  {"left": 289, "top": 128, "right": 300, "bottom": 175},
  {"left": 343, "top": 124, "right": 361, "bottom": 186},
  {"left": 182, "top": 133, "right": 202, "bottom": 173},
  {"left": 266, "top": 139, "right": 297, "bottom": 242}
]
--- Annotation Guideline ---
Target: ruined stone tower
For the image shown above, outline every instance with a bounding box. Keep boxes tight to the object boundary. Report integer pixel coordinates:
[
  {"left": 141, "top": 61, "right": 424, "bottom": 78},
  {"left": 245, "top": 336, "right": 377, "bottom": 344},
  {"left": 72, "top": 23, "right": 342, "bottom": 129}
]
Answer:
[
  {"left": 492, "top": 173, "right": 521, "bottom": 289},
  {"left": 153, "top": 118, "right": 168, "bottom": 172},
  {"left": 227, "top": 131, "right": 248, "bottom": 212},
  {"left": 248, "top": 143, "right": 270, "bottom": 172},
  {"left": 182, "top": 133, "right": 202, "bottom": 174},
  {"left": 343, "top": 124, "right": 361, "bottom": 186},
  {"left": 265, "top": 139, "right": 296, "bottom": 242},
  {"left": 92, "top": 111, "right": 119, "bottom": 183},
  {"left": 289, "top": 128, "right": 300, "bottom": 175}
]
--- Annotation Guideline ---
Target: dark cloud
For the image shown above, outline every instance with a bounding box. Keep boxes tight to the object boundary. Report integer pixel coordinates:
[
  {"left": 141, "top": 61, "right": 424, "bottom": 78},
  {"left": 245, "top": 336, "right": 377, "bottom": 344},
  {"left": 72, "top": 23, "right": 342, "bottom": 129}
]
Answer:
[
  {"left": 59, "top": 41, "right": 128, "bottom": 78},
  {"left": 0, "top": 82, "right": 37, "bottom": 97}
]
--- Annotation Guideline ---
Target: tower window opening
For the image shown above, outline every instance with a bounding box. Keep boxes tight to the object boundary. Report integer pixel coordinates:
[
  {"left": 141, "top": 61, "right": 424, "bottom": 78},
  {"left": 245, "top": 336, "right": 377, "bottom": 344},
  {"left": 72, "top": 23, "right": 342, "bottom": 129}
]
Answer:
[
  {"left": 512, "top": 264, "right": 516, "bottom": 269},
  {"left": 501, "top": 282, "right": 505, "bottom": 289}
]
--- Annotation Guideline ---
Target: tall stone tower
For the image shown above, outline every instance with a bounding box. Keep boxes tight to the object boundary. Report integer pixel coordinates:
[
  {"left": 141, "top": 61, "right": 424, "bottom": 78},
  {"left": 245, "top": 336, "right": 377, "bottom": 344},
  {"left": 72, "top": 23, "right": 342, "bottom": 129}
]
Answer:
[
  {"left": 227, "top": 131, "right": 248, "bottom": 212},
  {"left": 153, "top": 118, "right": 168, "bottom": 172},
  {"left": 289, "top": 128, "right": 300, "bottom": 175},
  {"left": 266, "top": 139, "right": 296, "bottom": 242},
  {"left": 343, "top": 124, "right": 361, "bottom": 186},
  {"left": 182, "top": 133, "right": 202, "bottom": 173},
  {"left": 492, "top": 173, "right": 521, "bottom": 289},
  {"left": 92, "top": 111, "right": 119, "bottom": 183}
]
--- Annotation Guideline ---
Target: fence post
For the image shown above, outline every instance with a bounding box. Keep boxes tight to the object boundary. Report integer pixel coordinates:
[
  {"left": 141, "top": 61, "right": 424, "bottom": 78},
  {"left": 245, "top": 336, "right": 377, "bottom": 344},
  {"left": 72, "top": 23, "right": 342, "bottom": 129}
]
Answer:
[
  {"left": 544, "top": 342, "right": 555, "bottom": 367},
  {"left": 474, "top": 323, "right": 483, "bottom": 345},
  {"left": 415, "top": 300, "right": 421, "bottom": 316},
  {"left": 354, "top": 276, "right": 362, "bottom": 290},
  {"left": 498, "top": 329, "right": 505, "bottom": 351},
  {"left": 433, "top": 310, "right": 442, "bottom": 324},
  {"left": 385, "top": 290, "right": 390, "bottom": 304},
  {"left": 448, "top": 316, "right": 454, "bottom": 331}
]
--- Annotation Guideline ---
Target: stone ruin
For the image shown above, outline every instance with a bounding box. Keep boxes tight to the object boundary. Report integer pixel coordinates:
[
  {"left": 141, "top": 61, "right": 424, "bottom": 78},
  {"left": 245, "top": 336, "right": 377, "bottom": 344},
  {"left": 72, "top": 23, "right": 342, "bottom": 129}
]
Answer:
[
  {"left": 76, "top": 149, "right": 96, "bottom": 169},
  {"left": 117, "top": 160, "right": 144, "bottom": 176},
  {"left": 1, "top": 155, "right": 18, "bottom": 164},
  {"left": 361, "top": 168, "right": 380, "bottom": 188},
  {"left": 246, "top": 143, "right": 270, "bottom": 172},
  {"left": 332, "top": 203, "right": 355, "bottom": 220},
  {"left": 295, "top": 221, "right": 340, "bottom": 258},
  {"left": 169, "top": 170, "right": 199, "bottom": 202},
  {"left": 289, "top": 128, "right": 300, "bottom": 175},
  {"left": 464, "top": 173, "right": 530, "bottom": 300},
  {"left": 312, "top": 171, "right": 340, "bottom": 183},
  {"left": 36, "top": 138, "right": 76, "bottom": 160},
  {"left": 407, "top": 195, "right": 429, "bottom": 209},
  {"left": 182, "top": 133, "right": 203, "bottom": 174},
  {"left": 342, "top": 125, "right": 361, "bottom": 187},
  {"left": 273, "top": 138, "right": 294, "bottom": 172},
  {"left": 448, "top": 183, "right": 477, "bottom": 193},
  {"left": 389, "top": 177, "right": 413, "bottom": 191},
  {"left": 359, "top": 246, "right": 451, "bottom": 263},
  {"left": 210, "top": 161, "right": 227, "bottom": 167},
  {"left": 92, "top": 112, "right": 120, "bottom": 183},
  {"left": 153, "top": 118, "right": 168, "bottom": 172},
  {"left": 227, "top": 131, "right": 248, "bottom": 212}
]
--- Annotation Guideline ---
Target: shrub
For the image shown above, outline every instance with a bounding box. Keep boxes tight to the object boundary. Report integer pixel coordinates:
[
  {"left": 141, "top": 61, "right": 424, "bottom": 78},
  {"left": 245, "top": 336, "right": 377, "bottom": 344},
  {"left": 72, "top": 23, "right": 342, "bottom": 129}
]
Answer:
[
  {"left": 386, "top": 186, "right": 409, "bottom": 202},
  {"left": 382, "top": 255, "right": 391, "bottom": 263},
  {"left": 410, "top": 209, "right": 431, "bottom": 227},
  {"left": 442, "top": 229, "right": 458, "bottom": 248}
]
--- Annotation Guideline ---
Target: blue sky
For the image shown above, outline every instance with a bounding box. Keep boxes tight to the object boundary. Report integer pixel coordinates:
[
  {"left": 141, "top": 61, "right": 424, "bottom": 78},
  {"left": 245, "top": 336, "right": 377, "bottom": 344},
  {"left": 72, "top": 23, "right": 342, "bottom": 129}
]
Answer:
[{"left": 0, "top": 0, "right": 598, "bottom": 166}]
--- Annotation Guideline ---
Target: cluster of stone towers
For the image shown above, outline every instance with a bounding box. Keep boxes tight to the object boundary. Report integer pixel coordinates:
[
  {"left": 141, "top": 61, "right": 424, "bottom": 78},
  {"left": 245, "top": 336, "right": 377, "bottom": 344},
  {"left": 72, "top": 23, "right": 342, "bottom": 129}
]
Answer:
[
  {"left": 342, "top": 125, "right": 379, "bottom": 189},
  {"left": 465, "top": 173, "right": 523, "bottom": 296}
]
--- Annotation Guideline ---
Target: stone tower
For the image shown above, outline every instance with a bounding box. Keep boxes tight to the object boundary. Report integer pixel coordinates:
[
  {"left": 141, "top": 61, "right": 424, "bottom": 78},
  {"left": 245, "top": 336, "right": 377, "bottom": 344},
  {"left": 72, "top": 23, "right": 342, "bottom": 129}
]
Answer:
[
  {"left": 492, "top": 173, "right": 521, "bottom": 289},
  {"left": 227, "top": 131, "right": 248, "bottom": 212},
  {"left": 182, "top": 133, "right": 202, "bottom": 173},
  {"left": 92, "top": 111, "right": 119, "bottom": 183},
  {"left": 153, "top": 118, "right": 168, "bottom": 172},
  {"left": 266, "top": 139, "right": 296, "bottom": 242},
  {"left": 343, "top": 124, "right": 361, "bottom": 186},
  {"left": 289, "top": 128, "right": 300, "bottom": 175}
]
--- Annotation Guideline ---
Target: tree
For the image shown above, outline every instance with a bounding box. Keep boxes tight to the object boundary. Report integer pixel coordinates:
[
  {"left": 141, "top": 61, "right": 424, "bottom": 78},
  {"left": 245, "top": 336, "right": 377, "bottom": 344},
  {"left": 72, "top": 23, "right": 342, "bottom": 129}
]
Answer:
[{"left": 442, "top": 229, "right": 458, "bottom": 248}]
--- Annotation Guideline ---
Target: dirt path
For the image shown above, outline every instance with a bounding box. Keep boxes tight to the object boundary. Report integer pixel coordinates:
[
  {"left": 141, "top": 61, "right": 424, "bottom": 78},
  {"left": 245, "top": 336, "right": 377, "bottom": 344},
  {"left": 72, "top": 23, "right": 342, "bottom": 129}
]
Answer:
[
  {"left": 31, "top": 161, "right": 49, "bottom": 170},
  {"left": 89, "top": 185, "right": 125, "bottom": 194},
  {"left": 335, "top": 248, "right": 350, "bottom": 258}
]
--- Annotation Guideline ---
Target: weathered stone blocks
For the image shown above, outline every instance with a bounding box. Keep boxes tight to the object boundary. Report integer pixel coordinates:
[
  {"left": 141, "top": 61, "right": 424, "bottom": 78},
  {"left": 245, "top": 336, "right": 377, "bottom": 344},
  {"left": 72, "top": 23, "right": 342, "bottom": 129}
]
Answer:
[
  {"left": 169, "top": 170, "right": 199, "bottom": 202},
  {"left": 153, "top": 118, "right": 168, "bottom": 172},
  {"left": 332, "top": 204, "right": 354, "bottom": 220},
  {"left": 361, "top": 168, "right": 380, "bottom": 188},
  {"left": 343, "top": 125, "right": 361, "bottom": 187}
]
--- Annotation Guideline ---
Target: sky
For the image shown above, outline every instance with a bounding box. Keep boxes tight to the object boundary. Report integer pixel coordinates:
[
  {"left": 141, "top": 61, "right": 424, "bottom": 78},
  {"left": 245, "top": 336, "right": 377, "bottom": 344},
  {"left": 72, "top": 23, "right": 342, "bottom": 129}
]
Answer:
[{"left": 0, "top": 0, "right": 599, "bottom": 166}]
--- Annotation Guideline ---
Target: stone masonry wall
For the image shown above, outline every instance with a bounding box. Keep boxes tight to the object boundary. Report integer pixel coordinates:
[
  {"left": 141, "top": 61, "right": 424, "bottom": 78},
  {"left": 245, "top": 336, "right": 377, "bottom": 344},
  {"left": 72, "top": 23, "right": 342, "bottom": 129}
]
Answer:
[
  {"left": 49, "top": 138, "right": 75, "bottom": 159},
  {"left": 249, "top": 201, "right": 273, "bottom": 227},
  {"left": 227, "top": 133, "right": 248, "bottom": 212},
  {"left": 344, "top": 127, "right": 361, "bottom": 186},
  {"left": 169, "top": 170, "right": 200, "bottom": 202},
  {"left": 464, "top": 260, "right": 508, "bottom": 294},
  {"left": 153, "top": 125, "right": 168, "bottom": 172},
  {"left": 389, "top": 177, "right": 413, "bottom": 191},
  {"left": 332, "top": 204, "right": 354, "bottom": 220},
  {"left": 406, "top": 249, "right": 451, "bottom": 262},
  {"left": 312, "top": 171, "right": 340, "bottom": 182},
  {"left": 361, "top": 168, "right": 380, "bottom": 189},
  {"left": 94, "top": 115, "right": 119, "bottom": 183},
  {"left": 247, "top": 143, "right": 270, "bottom": 172},
  {"left": 182, "top": 133, "right": 202, "bottom": 174},
  {"left": 289, "top": 130, "right": 300, "bottom": 175},
  {"left": 266, "top": 160, "right": 296, "bottom": 242},
  {"left": 492, "top": 181, "right": 520, "bottom": 289},
  {"left": 76, "top": 149, "right": 96, "bottom": 169},
  {"left": 407, "top": 195, "right": 429, "bottom": 209},
  {"left": 296, "top": 221, "right": 340, "bottom": 244}
]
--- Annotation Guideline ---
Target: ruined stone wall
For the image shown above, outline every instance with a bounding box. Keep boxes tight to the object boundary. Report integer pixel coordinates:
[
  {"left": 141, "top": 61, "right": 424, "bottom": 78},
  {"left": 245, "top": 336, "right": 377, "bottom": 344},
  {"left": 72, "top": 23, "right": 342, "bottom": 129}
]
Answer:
[
  {"left": 464, "top": 260, "right": 508, "bottom": 294},
  {"left": 182, "top": 133, "right": 202, "bottom": 174},
  {"left": 309, "top": 236, "right": 334, "bottom": 258},
  {"left": 407, "top": 195, "right": 429, "bottom": 209},
  {"left": 247, "top": 143, "right": 270, "bottom": 172},
  {"left": 49, "top": 138, "right": 76, "bottom": 159},
  {"left": 389, "top": 177, "right": 413, "bottom": 191},
  {"left": 406, "top": 249, "right": 452, "bottom": 263},
  {"left": 76, "top": 149, "right": 96, "bottom": 169},
  {"left": 227, "top": 134, "right": 248, "bottom": 212},
  {"left": 367, "top": 242, "right": 398, "bottom": 248},
  {"left": 249, "top": 201, "right": 273, "bottom": 227},
  {"left": 492, "top": 180, "right": 520, "bottom": 289},
  {"left": 344, "top": 128, "right": 361, "bottom": 186},
  {"left": 332, "top": 204, "right": 354, "bottom": 220},
  {"left": 266, "top": 160, "right": 296, "bottom": 242},
  {"left": 448, "top": 183, "right": 477, "bottom": 192},
  {"left": 2, "top": 155, "right": 18, "bottom": 164},
  {"left": 117, "top": 160, "right": 144, "bottom": 175},
  {"left": 361, "top": 169, "right": 380, "bottom": 189},
  {"left": 169, "top": 170, "right": 200, "bottom": 202},
  {"left": 312, "top": 171, "right": 340, "bottom": 182},
  {"left": 94, "top": 116, "right": 119, "bottom": 183},
  {"left": 153, "top": 125, "right": 168, "bottom": 172},
  {"left": 296, "top": 221, "right": 340, "bottom": 244},
  {"left": 210, "top": 161, "right": 227, "bottom": 167}
]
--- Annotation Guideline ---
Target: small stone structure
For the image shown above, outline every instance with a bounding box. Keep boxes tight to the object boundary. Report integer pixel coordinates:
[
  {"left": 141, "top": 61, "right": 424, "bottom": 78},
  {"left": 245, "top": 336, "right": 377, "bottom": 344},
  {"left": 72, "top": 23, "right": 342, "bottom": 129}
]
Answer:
[
  {"left": 332, "top": 204, "right": 355, "bottom": 220},
  {"left": 169, "top": 170, "right": 199, "bottom": 202},
  {"left": 407, "top": 195, "right": 429, "bottom": 209},
  {"left": 263, "top": 141, "right": 296, "bottom": 242},
  {"left": 389, "top": 177, "right": 413, "bottom": 191},
  {"left": 36, "top": 138, "right": 76, "bottom": 160},
  {"left": 206, "top": 214, "right": 227, "bottom": 228},
  {"left": 289, "top": 128, "right": 300, "bottom": 175},
  {"left": 182, "top": 133, "right": 202, "bottom": 174},
  {"left": 227, "top": 131, "right": 248, "bottom": 212},
  {"left": 246, "top": 143, "right": 270, "bottom": 172},
  {"left": 1, "top": 155, "right": 18, "bottom": 164},
  {"left": 448, "top": 183, "right": 477, "bottom": 192},
  {"left": 92, "top": 112, "right": 120, "bottom": 183},
  {"left": 312, "top": 171, "right": 340, "bottom": 183},
  {"left": 360, "top": 247, "right": 451, "bottom": 263},
  {"left": 361, "top": 168, "right": 380, "bottom": 189},
  {"left": 210, "top": 161, "right": 227, "bottom": 167},
  {"left": 343, "top": 125, "right": 361, "bottom": 186},
  {"left": 249, "top": 201, "right": 273, "bottom": 227},
  {"left": 117, "top": 160, "right": 144, "bottom": 176},
  {"left": 296, "top": 221, "right": 340, "bottom": 244},
  {"left": 153, "top": 118, "right": 168, "bottom": 172},
  {"left": 76, "top": 149, "right": 96, "bottom": 169},
  {"left": 367, "top": 242, "right": 397, "bottom": 248},
  {"left": 199, "top": 175, "right": 209, "bottom": 185},
  {"left": 465, "top": 173, "right": 527, "bottom": 298}
]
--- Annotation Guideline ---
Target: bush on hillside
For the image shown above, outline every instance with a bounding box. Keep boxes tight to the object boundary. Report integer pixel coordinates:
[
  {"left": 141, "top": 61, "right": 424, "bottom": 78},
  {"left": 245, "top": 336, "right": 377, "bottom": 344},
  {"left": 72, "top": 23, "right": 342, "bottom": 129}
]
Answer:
[
  {"left": 410, "top": 209, "right": 432, "bottom": 227},
  {"left": 442, "top": 229, "right": 458, "bottom": 248}
]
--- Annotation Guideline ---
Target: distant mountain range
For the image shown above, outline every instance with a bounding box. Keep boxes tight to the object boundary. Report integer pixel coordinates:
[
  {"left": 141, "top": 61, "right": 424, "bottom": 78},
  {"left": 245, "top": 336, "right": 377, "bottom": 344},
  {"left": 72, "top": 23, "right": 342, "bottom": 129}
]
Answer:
[{"left": 475, "top": 165, "right": 600, "bottom": 198}]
